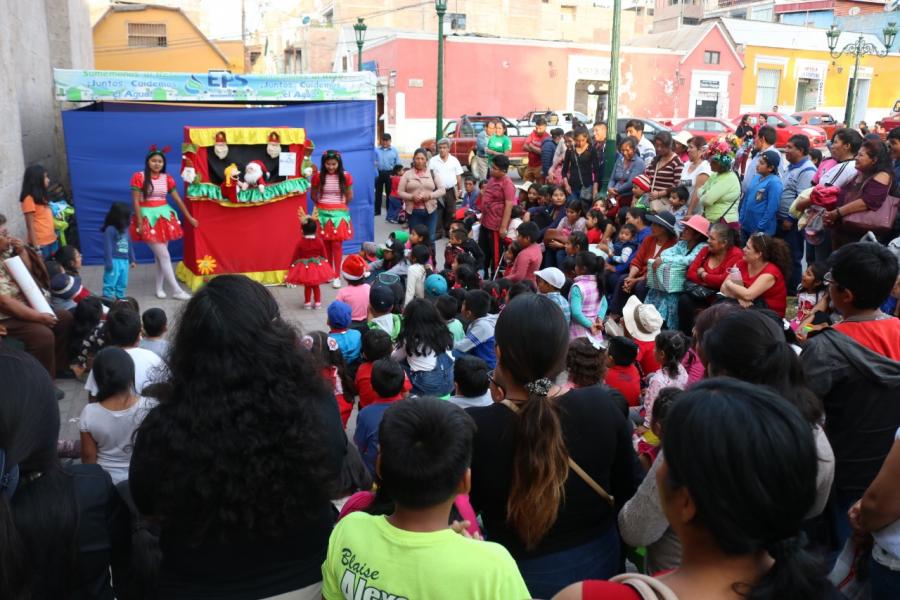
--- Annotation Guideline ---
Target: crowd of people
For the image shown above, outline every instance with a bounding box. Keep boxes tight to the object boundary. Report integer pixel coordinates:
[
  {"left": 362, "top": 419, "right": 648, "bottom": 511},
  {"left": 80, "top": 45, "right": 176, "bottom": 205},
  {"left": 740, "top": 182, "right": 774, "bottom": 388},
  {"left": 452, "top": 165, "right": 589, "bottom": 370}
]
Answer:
[{"left": 1, "top": 116, "right": 900, "bottom": 600}]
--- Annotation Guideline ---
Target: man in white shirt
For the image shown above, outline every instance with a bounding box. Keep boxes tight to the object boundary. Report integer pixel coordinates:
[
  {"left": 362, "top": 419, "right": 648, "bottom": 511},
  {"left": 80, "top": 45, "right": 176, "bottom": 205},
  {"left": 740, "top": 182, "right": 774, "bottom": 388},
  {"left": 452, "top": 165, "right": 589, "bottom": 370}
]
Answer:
[
  {"left": 84, "top": 308, "right": 166, "bottom": 397},
  {"left": 428, "top": 138, "right": 464, "bottom": 239},
  {"left": 625, "top": 119, "right": 656, "bottom": 163}
]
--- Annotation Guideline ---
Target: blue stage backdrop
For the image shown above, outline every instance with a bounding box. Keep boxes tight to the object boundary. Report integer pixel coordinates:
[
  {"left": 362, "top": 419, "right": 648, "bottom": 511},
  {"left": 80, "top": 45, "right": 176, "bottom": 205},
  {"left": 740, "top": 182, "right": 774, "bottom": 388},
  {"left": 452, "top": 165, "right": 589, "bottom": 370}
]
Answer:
[{"left": 62, "top": 101, "right": 375, "bottom": 266}]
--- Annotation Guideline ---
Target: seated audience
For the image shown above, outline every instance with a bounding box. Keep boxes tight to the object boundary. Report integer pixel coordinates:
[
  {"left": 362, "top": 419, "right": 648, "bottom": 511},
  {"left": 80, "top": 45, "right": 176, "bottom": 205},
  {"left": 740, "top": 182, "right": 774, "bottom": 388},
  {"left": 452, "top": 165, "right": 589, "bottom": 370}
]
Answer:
[{"left": 449, "top": 354, "right": 493, "bottom": 409}]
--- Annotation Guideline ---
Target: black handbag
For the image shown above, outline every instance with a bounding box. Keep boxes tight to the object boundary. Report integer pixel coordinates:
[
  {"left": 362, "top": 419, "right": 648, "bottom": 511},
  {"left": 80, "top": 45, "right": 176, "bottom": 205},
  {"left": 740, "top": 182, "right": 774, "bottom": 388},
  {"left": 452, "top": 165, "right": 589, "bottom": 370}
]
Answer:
[{"left": 683, "top": 280, "right": 716, "bottom": 300}]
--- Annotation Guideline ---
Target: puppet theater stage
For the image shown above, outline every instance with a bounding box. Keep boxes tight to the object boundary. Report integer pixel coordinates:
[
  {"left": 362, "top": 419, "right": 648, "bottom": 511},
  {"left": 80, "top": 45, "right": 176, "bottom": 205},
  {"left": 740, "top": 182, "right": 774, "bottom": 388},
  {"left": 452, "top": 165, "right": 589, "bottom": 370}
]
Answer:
[{"left": 57, "top": 69, "right": 376, "bottom": 290}]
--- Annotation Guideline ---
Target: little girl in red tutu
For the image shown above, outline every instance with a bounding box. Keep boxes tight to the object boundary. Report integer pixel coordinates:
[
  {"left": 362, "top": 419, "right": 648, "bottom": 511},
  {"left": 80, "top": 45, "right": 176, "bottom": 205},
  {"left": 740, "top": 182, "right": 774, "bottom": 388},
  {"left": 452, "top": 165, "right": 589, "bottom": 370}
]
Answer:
[{"left": 285, "top": 211, "right": 335, "bottom": 309}]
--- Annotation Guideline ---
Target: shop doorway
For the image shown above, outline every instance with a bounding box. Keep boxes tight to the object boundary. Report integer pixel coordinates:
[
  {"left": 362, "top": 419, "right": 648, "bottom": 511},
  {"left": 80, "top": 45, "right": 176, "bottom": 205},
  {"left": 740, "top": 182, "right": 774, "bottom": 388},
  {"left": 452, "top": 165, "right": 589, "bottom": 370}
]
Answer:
[
  {"left": 847, "top": 78, "right": 871, "bottom": 122},
  {"left": 695, "top": 98, "right": 718, "bottom": 117},
  {"left": 574, "top": 79, "right": 608, "bottom": 120},
  {"left": 795, "top": 78, "right": 820, "bottom": 112}
]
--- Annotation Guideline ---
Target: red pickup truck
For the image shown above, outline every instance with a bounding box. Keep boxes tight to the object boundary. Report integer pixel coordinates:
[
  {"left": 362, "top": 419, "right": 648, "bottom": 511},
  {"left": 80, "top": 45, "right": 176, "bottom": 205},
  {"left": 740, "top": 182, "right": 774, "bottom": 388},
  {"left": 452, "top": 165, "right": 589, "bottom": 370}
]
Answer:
[
  {"left": 881, "top": 100, "right": 900, "bottom": 136},
  {"left": 420, "top": 115, "right": 530, "bottom": 176}
]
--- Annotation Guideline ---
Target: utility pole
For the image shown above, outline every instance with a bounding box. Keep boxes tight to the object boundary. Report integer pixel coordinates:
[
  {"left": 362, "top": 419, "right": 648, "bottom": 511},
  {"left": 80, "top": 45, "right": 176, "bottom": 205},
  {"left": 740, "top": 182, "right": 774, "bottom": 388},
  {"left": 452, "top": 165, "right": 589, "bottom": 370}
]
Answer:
[
  {"left": 435, "top": 1, "right": 448, "bottom": 143},
  {"left": 603, "top": 0, "right": 622, "bottom": 188}
]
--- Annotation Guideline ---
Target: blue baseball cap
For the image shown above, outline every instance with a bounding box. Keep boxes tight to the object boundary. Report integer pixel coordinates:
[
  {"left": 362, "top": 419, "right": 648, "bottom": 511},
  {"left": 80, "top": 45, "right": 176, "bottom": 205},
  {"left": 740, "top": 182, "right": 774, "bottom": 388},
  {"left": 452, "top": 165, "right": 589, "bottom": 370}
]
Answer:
[
  {"left": 425, "top": 273, "right": 448, "bottom": 297},
  {"left": 327, "top": 301, "right": 352, "bottom": 328}
]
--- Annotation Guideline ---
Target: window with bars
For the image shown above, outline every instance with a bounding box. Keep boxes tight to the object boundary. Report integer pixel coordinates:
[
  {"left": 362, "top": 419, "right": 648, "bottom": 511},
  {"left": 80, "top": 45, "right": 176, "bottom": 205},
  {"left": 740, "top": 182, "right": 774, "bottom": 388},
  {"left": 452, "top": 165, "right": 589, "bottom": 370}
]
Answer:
[
  {"left": 448, "top": 13, "right": 466, "bottom": 30},
  {"left": 127, "top": 23, "right": 167, "bottom": 48}
]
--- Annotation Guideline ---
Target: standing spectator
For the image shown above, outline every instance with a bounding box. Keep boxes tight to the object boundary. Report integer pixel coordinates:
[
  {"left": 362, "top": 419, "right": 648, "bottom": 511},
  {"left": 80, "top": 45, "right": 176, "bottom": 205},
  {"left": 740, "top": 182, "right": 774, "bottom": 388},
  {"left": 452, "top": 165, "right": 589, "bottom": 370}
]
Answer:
[
  {"left": 486, "top": 120, "right": 512, "bottom": 171},
  {"left": 625, "top": 119, "right": 656, "bottom": 162},
  {"left": 592, "top": 122, "right": 608, "bottom": 188},
  {"left": 562, "top": 128, "right": 599, "bottom": 202},
  {"left": 696, "top": 140, "right": 741, "bottom": 227},
  {"left": 739, "top": 149, "right": 784, "bottom": 240},
  {"left": 801, "top": 242, "right": 900, "bottom": 550},
  {"left": 888, "top": 126, "right": 900, "bottom": 194},
  {"left": 478, "top": 155, "right": 517, "bottom": 278},
  {"left": 374, "top": 133, "right": 400, "bottom": 218},
  {"left": 101, "top": 202, "right": 136, "bottom": 300},
  {"left": 859, "top": 121, "right": 870, "bottom": 136},
  {"left": 742, "top": 125, "right": 785, "bottom": 196},
  {"left": 681, "top": 136, "right": 711, "bottom": 215},
  {"left": 824, "top": 138, "right": 896, "bottom": 247},
  {"left": 428, "top": 138, "right": 464, "bottom": 238},
  {"left": 777, "top": 134, "right": 817, "bottom": 289},
  {"left": 524, "top": 116, "right": 550, "bottom": 184},
  {"left": 467, "top": 294, "right": 636, "bottom": 598},
  {"left": 398, "top": 148, "right": 445, "bottom": 246},
  {"left": 606, "top": 137, "right": 645, "bottom": 211},
  {"left": 19, "top": 165, "right": 58, "bottom": 258},
  {"left": 0, "top": 217, "right": 73, "bottom": 382},
  {"left": 472, "top": 120, "right": 496, "bottom": 181},
  {"left": 543, "top": 128, "right": 564, "bottom": 180},
  {"left": 642, "top": 132, "right": 684, "bottom": 212}
]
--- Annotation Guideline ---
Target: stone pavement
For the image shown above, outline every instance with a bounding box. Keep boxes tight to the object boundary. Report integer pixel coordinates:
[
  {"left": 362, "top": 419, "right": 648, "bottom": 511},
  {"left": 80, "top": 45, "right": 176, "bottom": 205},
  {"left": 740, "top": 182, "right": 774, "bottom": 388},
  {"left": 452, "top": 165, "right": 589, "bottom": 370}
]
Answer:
[{"left": 57, "top": 216, "right": 445, "bottom": 443}]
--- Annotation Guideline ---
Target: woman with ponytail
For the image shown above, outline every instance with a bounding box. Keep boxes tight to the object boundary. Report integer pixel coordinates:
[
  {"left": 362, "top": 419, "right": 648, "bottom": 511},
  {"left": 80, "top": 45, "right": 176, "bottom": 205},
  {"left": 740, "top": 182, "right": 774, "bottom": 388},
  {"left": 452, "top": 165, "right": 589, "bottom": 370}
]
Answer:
[
  {"left": 467, "top": 293, "right": 636, "bottom": 598},
  {"left": 554, "top": 378, "right": 836, "bottom": 600},
  {"left": 0, "top": 345, "right": 129, "bottom": 599}
]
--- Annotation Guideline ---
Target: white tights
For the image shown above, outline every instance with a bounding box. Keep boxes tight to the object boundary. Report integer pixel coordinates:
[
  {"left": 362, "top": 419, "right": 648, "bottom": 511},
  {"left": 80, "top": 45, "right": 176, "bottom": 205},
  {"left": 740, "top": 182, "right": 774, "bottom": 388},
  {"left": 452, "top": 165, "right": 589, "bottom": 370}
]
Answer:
[{"left": 147, "top": 242, "right": 181, "bottom": 294}]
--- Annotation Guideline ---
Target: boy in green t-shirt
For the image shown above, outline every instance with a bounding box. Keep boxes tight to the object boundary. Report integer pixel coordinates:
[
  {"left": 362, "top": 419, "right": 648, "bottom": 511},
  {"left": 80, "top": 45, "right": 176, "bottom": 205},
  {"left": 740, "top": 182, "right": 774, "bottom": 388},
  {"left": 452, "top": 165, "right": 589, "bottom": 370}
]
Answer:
[{"left": 321, "top": 397, "right": 529, "bottom": 600}]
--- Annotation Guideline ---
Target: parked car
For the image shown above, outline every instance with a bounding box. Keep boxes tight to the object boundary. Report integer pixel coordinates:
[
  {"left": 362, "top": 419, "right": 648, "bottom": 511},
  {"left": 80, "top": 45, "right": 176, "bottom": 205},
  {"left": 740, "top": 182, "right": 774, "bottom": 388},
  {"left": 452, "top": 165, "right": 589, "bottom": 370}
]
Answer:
[
  {"left": 517, "top": 110, "right": 592, "bottom": 135},
  {"left": 614, "top": 118, "right": 672, "bottom": 144},
  {"left": 733, "top": 112, "right": 827, "bottom": 148},
  {"left": 672, "top": 117, "right": 736, "bottom": 143},
  {"left": 420, "top": 114, "right": 528, "bottom": 175},
  {"left": 880, "top": 99, "right": 900, "bottom": 137},
  {"left": 791, "top": 111, "right": 839, "bottom": 140}
]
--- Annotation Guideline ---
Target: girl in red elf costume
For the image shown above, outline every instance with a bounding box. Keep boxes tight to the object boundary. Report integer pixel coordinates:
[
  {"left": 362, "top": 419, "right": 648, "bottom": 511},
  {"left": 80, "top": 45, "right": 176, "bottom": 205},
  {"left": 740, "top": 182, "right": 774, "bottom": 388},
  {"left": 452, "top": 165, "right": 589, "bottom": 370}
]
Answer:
[
  {"left": 310, "top": 149, "right": 353, "bottom": 289},
  {"left": 130, "top": 145, "right": 198, "bottom": 300},
  {"left": 285, "top": 209, "right": 335, "bottom": 309}
]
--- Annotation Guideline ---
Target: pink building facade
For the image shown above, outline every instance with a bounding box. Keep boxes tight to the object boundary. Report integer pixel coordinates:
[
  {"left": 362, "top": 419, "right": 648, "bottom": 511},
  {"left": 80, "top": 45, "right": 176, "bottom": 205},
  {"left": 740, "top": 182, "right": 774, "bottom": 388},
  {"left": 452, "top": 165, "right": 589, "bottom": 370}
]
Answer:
[{"left": 361, "top": 28, "right": 744, "bottom": 150}]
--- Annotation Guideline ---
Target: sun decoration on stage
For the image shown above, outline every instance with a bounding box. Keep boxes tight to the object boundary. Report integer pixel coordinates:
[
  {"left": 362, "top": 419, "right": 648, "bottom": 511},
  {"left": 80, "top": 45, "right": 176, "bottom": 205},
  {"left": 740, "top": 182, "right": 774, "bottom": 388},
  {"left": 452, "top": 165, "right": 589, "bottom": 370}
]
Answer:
[{"left": 197, "top": 255, "right": 218, "bottom": 275}]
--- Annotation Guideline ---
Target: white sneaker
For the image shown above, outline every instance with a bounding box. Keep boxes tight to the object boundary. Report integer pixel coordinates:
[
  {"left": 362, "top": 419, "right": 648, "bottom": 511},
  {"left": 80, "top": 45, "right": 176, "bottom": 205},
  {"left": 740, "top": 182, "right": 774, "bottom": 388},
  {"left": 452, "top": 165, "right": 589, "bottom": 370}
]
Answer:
[
  {"left": 156, "top": 290, "right": 167, "bottom": 299},
  {"left": 172, "top": 290, "right": 191, "bottom": 301},
  {"left": 332, "top": 278, "right": 342, "bottom": 289},
  {"left": 304, "top": 302, "right": 313, "bottom": 310}
]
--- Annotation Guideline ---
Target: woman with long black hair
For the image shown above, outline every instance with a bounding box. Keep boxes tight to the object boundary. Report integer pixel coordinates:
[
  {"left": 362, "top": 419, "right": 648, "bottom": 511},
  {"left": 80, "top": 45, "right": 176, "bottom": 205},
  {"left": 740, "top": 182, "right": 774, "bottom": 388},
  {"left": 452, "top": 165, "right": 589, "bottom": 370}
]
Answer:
[
  {"left": 19, "top": 164, "right": 57, "bottom": 258},
  {"left": 129, "top": 275, "right": 345, "bottom": 599}
]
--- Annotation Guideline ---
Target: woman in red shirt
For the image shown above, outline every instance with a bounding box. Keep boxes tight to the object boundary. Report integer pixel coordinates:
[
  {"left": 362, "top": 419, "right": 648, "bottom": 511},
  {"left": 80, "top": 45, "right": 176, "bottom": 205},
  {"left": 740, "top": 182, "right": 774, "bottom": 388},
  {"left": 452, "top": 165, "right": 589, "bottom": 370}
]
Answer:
[
  {"left": 678, "top": 223, "right": 743, "bottom": 334},
  {"left": 719, "top": 232, "right": 790, "bottom": 317}
]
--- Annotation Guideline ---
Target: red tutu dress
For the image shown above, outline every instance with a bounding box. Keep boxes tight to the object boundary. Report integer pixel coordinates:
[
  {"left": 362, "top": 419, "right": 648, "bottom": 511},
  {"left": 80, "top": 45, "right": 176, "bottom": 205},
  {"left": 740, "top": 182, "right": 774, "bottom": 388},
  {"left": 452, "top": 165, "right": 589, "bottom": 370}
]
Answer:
[
  {"left": 129, "top": 172, "right": 184, "bottom": 243},
  {"left": 285, "top": 235, "right": 335, "bottom": 286},
  {"left": 312, "top": 171, "right": 353, "bottom": 241}
]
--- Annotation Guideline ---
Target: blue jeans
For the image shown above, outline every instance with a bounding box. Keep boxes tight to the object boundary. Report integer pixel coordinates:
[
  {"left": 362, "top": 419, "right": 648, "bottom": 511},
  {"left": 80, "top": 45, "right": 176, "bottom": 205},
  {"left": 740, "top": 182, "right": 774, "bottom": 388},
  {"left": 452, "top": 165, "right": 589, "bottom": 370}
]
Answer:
[
  {"left": 408, "top": 209, "right": 438, "bottom": 242},
  {"left": 39, "top": 240, "right": 59, "bottom": 259},
  {"left": 103, "top": 258, "right": 130, "bottom": 298},
  {"left": 406, "top": 352, "right": 454, "bottom": 397},
  {"left": 872, "top": 555, "right": 900, "bottom": 600},
  {"left": 516, "top": 527, "right": 621, "bottom": 599},
  {"left": 386, "top": 196, "right": 403, "bottom": 222},
  {"left": 774, "top": 220, "right": 804, "bottom": 290}
]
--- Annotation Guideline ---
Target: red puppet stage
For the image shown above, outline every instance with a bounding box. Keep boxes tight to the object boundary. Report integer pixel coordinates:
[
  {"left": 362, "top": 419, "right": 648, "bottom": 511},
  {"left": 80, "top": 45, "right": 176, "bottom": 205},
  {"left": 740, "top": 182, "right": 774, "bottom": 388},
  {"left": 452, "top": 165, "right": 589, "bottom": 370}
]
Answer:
[{"left": 176, "top": 126, "right": 316, "bottom": 290}]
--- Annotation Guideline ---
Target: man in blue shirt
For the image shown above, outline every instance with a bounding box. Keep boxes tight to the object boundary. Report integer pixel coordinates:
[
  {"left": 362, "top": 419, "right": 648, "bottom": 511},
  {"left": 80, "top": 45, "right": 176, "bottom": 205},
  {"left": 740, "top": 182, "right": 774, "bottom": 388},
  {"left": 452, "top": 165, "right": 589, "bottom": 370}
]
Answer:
[
  {"left": 777, "top": 134, "right": 817, "bottom": 290},
  {"left": 374, "top": 133, "right": 400, "bottom": 217}
]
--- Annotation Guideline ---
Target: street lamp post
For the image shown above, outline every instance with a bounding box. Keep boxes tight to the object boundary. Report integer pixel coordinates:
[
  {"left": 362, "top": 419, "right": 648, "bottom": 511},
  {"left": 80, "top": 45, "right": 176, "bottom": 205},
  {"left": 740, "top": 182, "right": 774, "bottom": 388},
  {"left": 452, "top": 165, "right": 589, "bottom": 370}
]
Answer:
[
  {"left": 435, "top": 0, "right": 448, "bottom": 142},
  {"left": 353, "top": 17, "right": 367, "bottom": 71},
  {"left": 826, "top": 22, "right": 896, "bottom": 128},
  {"left": 602, "top": 0, "right": 622, "bottom": 189}
]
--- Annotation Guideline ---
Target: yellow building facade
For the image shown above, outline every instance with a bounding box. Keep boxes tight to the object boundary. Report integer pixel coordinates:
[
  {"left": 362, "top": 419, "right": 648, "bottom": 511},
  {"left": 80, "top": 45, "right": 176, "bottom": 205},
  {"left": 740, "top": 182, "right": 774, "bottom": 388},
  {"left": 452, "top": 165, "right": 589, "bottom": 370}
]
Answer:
[
  {"left": 93, "top": 4, "right": 243, "bottom": 73},
  {"left": 739, "top": 45, "right": 900, "bottom": 123}
]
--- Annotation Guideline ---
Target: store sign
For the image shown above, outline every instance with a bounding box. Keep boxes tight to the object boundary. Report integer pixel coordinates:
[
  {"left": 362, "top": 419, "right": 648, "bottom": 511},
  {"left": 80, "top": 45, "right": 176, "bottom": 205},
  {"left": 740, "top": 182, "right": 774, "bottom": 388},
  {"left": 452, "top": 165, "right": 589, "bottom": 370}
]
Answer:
[
  {"left": 699, "top": 80, "right": 720, "bottom": 90},
  {"left": 569, "top": 56, "right": 612, "bottom": 81},
  {"left": 53, "top": 68, "right": 377, "bottom": 102},
  {"left": 795, "top": 61, "right": 827, "bottom": 81}
]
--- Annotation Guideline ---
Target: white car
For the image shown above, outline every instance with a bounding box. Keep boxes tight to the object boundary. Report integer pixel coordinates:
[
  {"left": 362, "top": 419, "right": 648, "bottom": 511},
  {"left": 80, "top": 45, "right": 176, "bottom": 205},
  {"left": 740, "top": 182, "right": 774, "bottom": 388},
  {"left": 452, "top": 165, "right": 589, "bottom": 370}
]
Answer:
[{"left": 517, "top": 110, "right": 593, "bottom": 135}]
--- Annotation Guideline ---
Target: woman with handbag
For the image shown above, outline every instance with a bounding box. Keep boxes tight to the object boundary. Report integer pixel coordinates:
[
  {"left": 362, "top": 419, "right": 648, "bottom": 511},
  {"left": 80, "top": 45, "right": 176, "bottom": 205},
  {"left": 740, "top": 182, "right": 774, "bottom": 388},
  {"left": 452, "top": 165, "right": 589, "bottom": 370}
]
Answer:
[
  {"left": 678, "top": 222, "right": 742, "bottom": 335},
  {"left": 824, "top": 138, "right": 896, "bottom": 247},
  {"left": 553, "top": 378, "right": 831, "bottom": 600},
  {"left": 645, "top": 215, "right": 710, "bottom": 332},
  {"left": 641, "top": 132, "right": 684, "bottom": 213},
  {"left": 697, "top": 139, "right": 741, "bottom": 228},
  {"left": 562, "top": 128, "right": 600, "bottom": 203},
  {"left": 467, "top": 294, "right": 636, "bottom": 599},
  {"left": 397, "top": 148, "right": 446, "bottom": 248}
]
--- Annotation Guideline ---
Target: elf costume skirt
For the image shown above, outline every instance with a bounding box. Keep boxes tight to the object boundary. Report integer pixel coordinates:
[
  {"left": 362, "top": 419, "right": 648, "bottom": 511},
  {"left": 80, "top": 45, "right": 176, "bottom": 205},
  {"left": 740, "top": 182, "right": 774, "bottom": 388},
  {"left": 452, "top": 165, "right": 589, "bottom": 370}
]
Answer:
[
  {"left": 316, "top": 205, "right": 353, "bottom": 242},
  {"left": 130, "top": 204, "right": 183, "bottom": 243},
  {"left": 285, "top": 257, "right": 335, "bottom": 286}
]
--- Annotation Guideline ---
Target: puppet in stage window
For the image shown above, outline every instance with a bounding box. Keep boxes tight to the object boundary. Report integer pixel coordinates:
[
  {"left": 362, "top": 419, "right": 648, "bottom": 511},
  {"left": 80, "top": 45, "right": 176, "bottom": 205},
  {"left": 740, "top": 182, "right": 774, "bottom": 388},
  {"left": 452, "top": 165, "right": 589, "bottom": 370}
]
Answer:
[{"left": 130, "top": 145, "right": 198, "bottom": 300}]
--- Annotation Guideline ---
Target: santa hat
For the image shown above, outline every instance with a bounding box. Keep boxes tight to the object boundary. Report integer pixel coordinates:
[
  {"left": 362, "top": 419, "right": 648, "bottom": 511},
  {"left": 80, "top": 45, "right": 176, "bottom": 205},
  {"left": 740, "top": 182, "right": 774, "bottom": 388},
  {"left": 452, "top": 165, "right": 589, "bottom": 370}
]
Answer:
[
  {"left": 268, "top": 131, "right": 281, "bottom": 144},
  {"left": 247, "top": 160, "right": 269, "bottom": 180},
  {"left": 340, "top": 254, "right": 369, "bottom": 281},
  {"left": 215, "top": 131, "right": 227, "bottom": 143}
]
